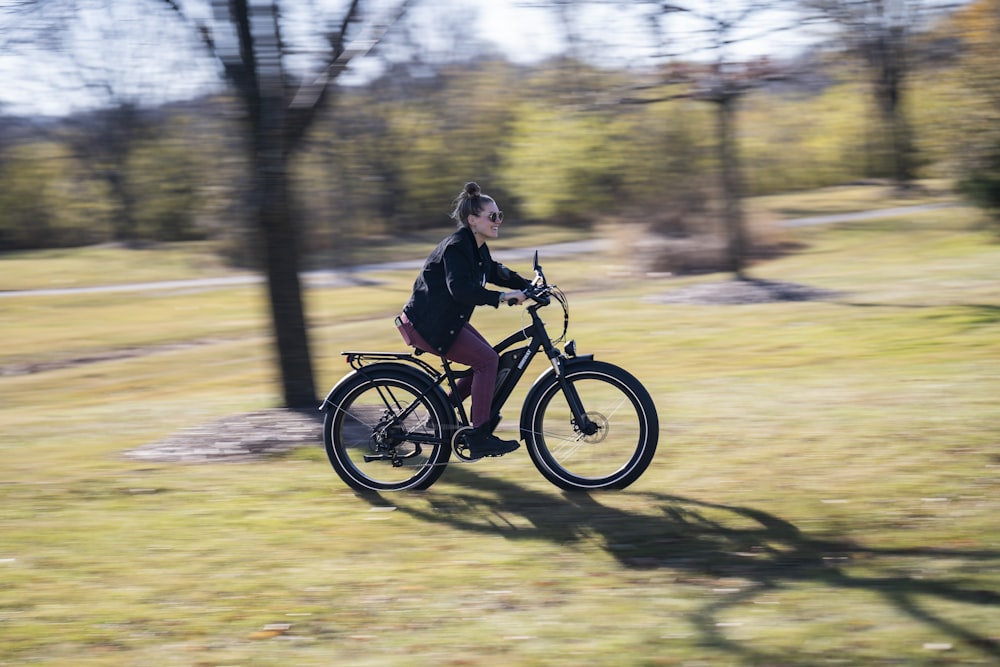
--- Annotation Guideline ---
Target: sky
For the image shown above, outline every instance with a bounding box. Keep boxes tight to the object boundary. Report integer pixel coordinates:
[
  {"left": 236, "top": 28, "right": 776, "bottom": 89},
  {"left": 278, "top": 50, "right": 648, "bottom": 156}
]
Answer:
[
  {"left": 0, "top": 0, "right": 819, "bottom": 118},
  {"left": 0, "top": 0, "right": 221, "bottom": 116},
  {"left": 477, "top": 0, "right": 824, "bottom": 67}
]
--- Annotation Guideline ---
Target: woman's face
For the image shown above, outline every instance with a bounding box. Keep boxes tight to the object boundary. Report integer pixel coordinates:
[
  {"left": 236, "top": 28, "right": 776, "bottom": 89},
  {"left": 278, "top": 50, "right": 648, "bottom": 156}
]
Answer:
[{"left": 469, "top": 201, "right": 504, "bottom": 242}]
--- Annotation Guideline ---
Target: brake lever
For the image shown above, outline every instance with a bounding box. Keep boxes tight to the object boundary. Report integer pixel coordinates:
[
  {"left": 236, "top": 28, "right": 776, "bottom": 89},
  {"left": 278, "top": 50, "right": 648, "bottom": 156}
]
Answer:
[{"left": 524, "top": 285, "right": 551, "bottom": 307}]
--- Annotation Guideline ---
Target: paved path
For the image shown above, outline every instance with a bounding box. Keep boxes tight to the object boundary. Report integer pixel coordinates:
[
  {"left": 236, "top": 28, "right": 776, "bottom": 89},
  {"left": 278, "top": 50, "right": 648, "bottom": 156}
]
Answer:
[
  {"left": 0, "top": 204, "right": 957, "bottom": 299},
  {"left": 0, "top": 239, "right": 611, "bottom": 298}
]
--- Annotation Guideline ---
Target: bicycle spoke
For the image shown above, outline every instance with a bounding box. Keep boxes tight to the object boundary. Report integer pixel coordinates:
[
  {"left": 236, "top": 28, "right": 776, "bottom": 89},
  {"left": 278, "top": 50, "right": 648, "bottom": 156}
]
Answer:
[{"left": 596, "top": 394, "right": 629, "bottom": 421}]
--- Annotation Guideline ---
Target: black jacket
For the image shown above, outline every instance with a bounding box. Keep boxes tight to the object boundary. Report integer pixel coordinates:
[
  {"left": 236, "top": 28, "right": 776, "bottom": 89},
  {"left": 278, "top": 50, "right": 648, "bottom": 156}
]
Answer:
[{"left": 403, "top": 226, "right": 531, "bottom": 354}]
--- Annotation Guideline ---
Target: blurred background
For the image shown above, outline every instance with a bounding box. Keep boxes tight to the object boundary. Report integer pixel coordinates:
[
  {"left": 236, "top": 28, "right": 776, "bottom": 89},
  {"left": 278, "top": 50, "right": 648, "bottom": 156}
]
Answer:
[
  {"left": 4, "top": 0, "right": 998, "bottom": 252},
  {"left": 2, "top": 0, "right": 999, "bottom": 404}
]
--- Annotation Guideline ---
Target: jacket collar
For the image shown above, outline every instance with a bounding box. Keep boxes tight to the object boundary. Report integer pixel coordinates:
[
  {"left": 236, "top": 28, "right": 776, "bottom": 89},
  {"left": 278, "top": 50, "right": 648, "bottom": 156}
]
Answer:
[
  {"left": 457, "top": 225, "right": 476, "bottom": 246},
  {"left": 457, "top": 224, "right": 489, "bottom": 252}
]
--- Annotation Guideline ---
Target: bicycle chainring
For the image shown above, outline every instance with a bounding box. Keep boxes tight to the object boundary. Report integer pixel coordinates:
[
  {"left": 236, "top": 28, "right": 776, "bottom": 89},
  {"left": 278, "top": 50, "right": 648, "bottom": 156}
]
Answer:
[{"left": 451, "top": 426, "right": 476, "bottom": 461}]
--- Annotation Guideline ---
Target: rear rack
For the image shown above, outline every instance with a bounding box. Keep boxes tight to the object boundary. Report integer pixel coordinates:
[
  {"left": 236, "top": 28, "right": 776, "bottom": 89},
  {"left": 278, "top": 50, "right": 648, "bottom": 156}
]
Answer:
[
  {"left": 342, "top": 351, "right": 441, "bottom": 376},
  {"left": 341, "top": 350, "right": 478, "bottom": 382}
]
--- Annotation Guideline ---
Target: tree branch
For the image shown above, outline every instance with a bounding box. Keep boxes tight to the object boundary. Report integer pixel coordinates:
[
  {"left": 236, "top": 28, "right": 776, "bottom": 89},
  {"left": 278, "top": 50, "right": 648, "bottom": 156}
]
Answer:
[{"left": 289, "top": 0, "right": 410, "bottom": 111}]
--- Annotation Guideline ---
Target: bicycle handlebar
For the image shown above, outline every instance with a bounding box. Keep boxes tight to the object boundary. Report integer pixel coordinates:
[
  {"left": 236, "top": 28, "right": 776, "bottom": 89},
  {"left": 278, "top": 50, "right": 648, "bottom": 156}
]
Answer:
[
  {"left": 525, "top": 283, "right": 552, "bottom": 306},
  {"left": 506, "top": 282, "right": 551, "bottom": 307},
  {"left": 505, "top": 250, "right": 555, "bottom": 308}
]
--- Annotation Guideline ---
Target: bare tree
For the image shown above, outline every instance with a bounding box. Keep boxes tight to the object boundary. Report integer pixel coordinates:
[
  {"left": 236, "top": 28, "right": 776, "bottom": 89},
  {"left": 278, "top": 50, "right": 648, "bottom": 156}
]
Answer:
[
  {"left": 166, "top": 0, "right": 409, "bottom": 408},
  {"left": 613, "top": 1, "right": 800, "bottom": 279},
  {"left": 803, "top": 0, "right": 956, "bottom": 185},
  {"left": 3, "top": 0, "right": 219, "bottom": 242},
  {"left": 65, "top": 104, "right": 152, "bottom": 243}
]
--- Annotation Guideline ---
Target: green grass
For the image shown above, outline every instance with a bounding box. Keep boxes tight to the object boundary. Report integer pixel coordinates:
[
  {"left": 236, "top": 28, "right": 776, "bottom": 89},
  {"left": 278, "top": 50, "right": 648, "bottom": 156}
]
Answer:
[
  {"left": 0, "top": 242, "right": 236, "bottom": 292},
  {"left": 1, "top": 196, "right": 999, "bottom": 666},
  {"left": 747, "top": 179, "right": 961, "bottom": 220}
]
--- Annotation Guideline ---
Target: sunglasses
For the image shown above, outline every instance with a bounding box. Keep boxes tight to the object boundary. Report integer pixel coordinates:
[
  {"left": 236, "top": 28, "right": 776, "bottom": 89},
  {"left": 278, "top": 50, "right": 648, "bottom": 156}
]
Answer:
[{"left": 484, "top": 210, "right": 504, "bottom": 223}]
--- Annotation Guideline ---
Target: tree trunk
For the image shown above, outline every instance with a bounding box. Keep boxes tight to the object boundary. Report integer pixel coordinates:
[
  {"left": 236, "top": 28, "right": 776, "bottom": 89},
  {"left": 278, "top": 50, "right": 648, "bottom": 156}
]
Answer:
[
  {"left": 868, "top": 22, "right": 914, "bottom": 184},
  {"left": 106, "top": 169, "right": 139, "bottom": 243},
  {"left": 715, "top": 95, "right": 748, "bottom": 279},
  {"left": 878, "top": 62, "right": 915, "bottom": 184},
  {"left": 253, "top": 96, "right": 316, "bottom": 408}
]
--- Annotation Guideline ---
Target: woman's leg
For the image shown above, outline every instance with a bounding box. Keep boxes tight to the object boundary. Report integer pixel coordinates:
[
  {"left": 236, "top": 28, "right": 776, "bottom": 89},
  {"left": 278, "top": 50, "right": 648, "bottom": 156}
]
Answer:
[
  {"left": 398, "top": 318, "right": 498, "bottom": 429},
  {"left": 442, "top": 324, "right": 498, "bottom": 428},
  {"left": 397, "top": 317, "right": 435, "bottom": 355},
  {"left": 450, "top": 325, "right": 492, "bottom": 404}
]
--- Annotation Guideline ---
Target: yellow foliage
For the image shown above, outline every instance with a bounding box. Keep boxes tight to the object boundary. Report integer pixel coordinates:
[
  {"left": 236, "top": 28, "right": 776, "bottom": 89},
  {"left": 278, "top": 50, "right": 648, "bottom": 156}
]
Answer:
[{"left": 947, "top": 0, "right": 1000, "bottom": 115}]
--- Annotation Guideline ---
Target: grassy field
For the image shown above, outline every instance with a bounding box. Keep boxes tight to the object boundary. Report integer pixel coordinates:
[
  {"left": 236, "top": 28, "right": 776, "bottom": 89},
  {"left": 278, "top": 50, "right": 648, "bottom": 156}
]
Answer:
[{"left": 1, "top": 187, "right": 999, "bottom": 666}]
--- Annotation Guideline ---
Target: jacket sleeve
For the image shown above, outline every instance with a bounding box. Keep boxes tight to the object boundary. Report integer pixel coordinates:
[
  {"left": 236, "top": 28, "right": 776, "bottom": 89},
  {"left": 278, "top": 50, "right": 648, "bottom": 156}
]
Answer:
[{"left": 488, "top": 261, "right": 532, "bottom": 291}]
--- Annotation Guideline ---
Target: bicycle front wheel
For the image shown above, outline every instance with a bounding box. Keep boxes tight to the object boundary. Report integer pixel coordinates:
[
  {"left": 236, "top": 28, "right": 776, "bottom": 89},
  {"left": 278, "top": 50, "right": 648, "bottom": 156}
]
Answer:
[
  {"left": 324, "top": 366, "right": 454, "bottom": 492},
  {"left": 524, "top": 360, "right": 658, "bottom": 490}
]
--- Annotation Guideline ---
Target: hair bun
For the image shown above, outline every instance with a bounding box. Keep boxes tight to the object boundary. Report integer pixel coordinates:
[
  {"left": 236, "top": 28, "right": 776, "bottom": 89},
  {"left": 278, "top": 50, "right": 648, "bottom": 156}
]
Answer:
[{"left": 464, "top": 182, "right": 481, "bottom": 198}]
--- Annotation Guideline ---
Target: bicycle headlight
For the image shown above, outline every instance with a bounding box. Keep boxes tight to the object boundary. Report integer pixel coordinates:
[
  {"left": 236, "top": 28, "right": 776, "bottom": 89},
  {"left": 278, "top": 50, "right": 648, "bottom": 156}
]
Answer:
[{"left": 564, "top": 339, "right": 577, "bottom": 358}]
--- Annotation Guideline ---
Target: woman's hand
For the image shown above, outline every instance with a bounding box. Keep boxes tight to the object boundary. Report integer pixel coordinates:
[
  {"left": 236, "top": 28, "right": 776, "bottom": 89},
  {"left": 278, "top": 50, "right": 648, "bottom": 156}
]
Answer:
[{"left": 502, "top": 290, "right": 528, "bottom": 306}]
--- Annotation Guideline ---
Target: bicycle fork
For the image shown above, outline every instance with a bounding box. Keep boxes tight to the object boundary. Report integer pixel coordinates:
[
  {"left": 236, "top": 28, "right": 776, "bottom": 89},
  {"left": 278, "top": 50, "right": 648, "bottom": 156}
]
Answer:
[{"left": 548, "top": 352, "right": 600, "bottom": 438}]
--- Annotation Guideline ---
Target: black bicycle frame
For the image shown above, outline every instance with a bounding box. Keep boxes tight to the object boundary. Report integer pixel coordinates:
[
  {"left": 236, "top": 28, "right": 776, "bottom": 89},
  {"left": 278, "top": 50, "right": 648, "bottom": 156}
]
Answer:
[
  {"left": 339, "top": 300, "right": 597, "bottom": 446},
  {"left": 514, "top": 303, "right": 599, "bottom": 436}
]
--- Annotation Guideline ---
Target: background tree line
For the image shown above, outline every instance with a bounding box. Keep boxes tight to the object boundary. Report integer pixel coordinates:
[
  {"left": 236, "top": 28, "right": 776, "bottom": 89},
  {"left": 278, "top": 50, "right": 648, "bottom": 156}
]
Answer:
[
  {"left": 2, "top": 0, "right": 999, "bottom": 407},
  {"left": 4, "top": 2, "right": 999, "bottom": 257}
]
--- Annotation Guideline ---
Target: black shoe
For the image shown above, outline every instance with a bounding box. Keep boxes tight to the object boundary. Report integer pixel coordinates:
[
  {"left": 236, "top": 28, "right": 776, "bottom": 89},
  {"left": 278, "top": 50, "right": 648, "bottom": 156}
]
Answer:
[{"left": 463, "top": 425, "right": 520, "bottom": 459}]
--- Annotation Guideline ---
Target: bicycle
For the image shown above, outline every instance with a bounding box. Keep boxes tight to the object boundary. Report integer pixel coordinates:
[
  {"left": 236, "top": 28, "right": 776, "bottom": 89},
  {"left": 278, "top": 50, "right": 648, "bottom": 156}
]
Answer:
[{"left": 319, "top": 252, "right": 659, "bottom": 492}]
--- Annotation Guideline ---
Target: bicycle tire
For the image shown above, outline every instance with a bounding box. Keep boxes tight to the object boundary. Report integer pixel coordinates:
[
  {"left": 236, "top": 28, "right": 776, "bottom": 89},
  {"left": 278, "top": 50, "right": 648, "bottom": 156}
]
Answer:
[
  {"left": 523, "top": 360, "right": 658, "bottom": 490},
  {"left": 324, "top": 365, "right": 455, "bottom": 492}
]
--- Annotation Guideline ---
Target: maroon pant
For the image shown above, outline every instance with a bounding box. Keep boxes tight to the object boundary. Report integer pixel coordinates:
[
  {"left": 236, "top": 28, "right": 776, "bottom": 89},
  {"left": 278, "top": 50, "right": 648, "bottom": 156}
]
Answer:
[{"left": 397, "top": 318, "right": 497, "bottom": 428}]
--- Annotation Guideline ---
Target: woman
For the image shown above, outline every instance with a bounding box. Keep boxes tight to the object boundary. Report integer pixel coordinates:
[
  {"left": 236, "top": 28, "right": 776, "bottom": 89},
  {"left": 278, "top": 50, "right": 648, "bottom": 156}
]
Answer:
[{"left": 397, "top": 182, "right": 531, "bottom": 459}]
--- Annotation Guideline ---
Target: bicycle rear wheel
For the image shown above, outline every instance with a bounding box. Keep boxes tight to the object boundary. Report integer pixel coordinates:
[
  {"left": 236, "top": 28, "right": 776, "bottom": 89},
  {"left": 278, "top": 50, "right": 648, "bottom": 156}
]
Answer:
[
  {"left": 524, "top": 360, "right": 658, "bottom": 490},
  {"left": 324, "top": 366, "right": 454, "bottom": 492}
]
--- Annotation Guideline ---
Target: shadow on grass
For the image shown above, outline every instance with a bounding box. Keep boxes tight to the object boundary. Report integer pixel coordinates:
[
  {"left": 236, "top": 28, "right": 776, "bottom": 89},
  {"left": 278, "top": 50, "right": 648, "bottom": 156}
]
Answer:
[{"left": 359, "top": 468, "right": 1000, "bottom": 665}]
